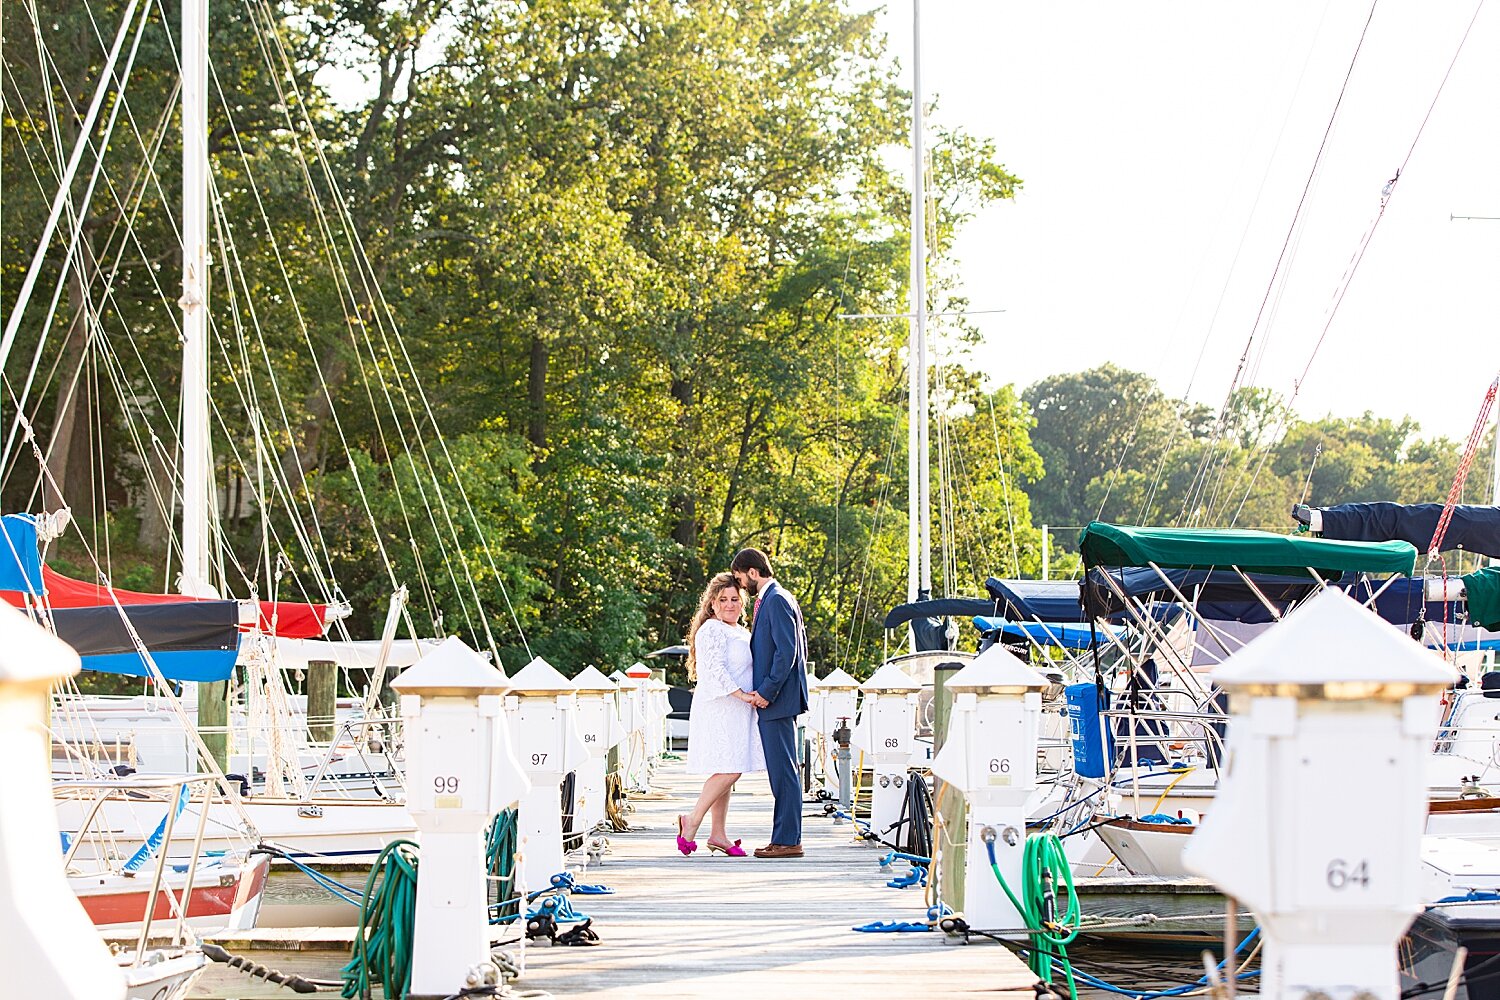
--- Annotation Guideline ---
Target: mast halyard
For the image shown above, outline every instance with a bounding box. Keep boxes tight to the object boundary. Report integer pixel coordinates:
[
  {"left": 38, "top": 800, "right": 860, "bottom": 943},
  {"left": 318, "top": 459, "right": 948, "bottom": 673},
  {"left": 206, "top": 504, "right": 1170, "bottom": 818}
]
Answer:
[
  {"left": 907, "top": 0, "right": 932, "bottom": 605},
  {"left": 179, "top": 0, "right": 214, "bottom": 598}
]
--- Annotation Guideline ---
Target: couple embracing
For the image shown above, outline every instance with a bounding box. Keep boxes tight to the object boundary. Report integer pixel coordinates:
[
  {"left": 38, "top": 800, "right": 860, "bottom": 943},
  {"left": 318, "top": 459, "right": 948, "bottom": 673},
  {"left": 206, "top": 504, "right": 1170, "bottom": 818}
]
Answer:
[{"left": 677, "top": 547, "right": 808, "bottom": 859}]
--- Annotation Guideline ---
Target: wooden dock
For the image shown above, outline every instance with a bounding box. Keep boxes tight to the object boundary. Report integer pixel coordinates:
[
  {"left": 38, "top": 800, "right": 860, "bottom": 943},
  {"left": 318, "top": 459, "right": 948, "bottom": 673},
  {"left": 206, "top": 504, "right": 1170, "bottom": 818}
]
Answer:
[
  {"left": 518, "top": 764, "right": 1034, "bottom": 998},
  {"left": 188, "top": 762, "right": 1035, "bottom": 997}
]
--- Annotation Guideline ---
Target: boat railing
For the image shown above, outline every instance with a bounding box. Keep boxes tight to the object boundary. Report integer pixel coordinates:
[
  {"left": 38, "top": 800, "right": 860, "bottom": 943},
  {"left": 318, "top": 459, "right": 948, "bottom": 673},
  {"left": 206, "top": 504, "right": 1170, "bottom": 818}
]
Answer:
[
  {"left": 301, "top": 715, "right": 406, "bottom": 802},
  {"left": 1099, "top": 708, "right": 1227, "bottom": 818},
  {"left": 55, "top": 773, "right": 226, "bottom": 962}
]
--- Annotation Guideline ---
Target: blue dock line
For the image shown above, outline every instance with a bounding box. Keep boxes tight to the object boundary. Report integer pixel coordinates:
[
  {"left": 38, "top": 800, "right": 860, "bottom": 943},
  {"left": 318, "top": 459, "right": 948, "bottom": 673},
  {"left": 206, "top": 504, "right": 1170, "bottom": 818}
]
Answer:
[{"left": 551, "top": 871, "right": 613, "bottom": 895}]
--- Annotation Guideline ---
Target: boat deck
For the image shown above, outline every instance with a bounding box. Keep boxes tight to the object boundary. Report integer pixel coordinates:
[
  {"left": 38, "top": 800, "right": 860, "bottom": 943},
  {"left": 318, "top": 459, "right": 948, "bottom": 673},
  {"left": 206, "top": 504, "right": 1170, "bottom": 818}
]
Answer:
[{"left": 189, "top": 762, "right": 1035, "bottom": 997}]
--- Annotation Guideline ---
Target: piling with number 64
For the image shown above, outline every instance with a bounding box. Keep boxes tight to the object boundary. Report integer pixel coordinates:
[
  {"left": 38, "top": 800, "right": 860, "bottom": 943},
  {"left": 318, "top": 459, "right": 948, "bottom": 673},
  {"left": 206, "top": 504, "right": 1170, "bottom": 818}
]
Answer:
[{"left": 1183, "top": 588, "right": 1456, "bottom": 1000}]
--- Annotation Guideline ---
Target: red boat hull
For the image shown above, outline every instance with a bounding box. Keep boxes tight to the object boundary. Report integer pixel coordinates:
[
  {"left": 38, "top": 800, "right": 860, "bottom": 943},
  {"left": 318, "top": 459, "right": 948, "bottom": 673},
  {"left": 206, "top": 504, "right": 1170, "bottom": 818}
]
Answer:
[{"left": 77, "top": 856, "right": 269, "bottom": 929}]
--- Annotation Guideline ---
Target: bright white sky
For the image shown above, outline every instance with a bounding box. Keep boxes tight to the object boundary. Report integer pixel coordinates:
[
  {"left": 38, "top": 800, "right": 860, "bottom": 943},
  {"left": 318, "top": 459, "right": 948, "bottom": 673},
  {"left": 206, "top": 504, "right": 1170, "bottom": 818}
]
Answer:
[{"left": 864, "top": 1, "right": 1500, "bottom": 442}]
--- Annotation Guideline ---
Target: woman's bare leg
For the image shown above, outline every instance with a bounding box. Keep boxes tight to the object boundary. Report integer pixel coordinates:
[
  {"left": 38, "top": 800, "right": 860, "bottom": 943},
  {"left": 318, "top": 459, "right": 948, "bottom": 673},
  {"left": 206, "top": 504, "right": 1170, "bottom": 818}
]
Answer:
[
  {"left": 683, "top": 773, "right": 738, "bottom": 840},
  {"left": 707, "top": 774, "right": 741, "bottom": 843}
]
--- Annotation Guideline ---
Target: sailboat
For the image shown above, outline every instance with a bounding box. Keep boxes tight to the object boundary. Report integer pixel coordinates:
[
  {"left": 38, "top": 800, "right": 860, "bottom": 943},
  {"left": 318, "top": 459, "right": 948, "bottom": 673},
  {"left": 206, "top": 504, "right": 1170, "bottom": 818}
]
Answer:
[{"left": 0, "top": 0, "right": 422, "bottom": 865}]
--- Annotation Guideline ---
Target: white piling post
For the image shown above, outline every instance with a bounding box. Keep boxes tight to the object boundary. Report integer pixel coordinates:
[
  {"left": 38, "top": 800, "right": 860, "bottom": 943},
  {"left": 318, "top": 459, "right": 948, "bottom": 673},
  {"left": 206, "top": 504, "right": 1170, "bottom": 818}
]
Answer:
[
  {"left": 1183, "top": 588, "right": 1456, "bottom": 1000},
  {"left": 612, "top": 672, "right": 644, "bottom": 791},
  {"left": 930, "top": 645, "right": 1048, "bottom": 932},
  {"left": 505, "top": 658, "right": 589, "bottom": 890},
  {"left": 816, "top": 669, "right": 861, "bottom": 799},
  {"left": 571, "top": 666, "right": 624, "bottom": 834},
  {"left": 645, "top": 676, "right": 670, "bottom": 760},
  {"left": 390, "top": 637, "right": 528, "bottom": 1000},
  {"left": 851, "top": 662, "right": 921, "bottom": 841},
  {"left": 0, "top": 603, "right": 126, "bottom": 999}
]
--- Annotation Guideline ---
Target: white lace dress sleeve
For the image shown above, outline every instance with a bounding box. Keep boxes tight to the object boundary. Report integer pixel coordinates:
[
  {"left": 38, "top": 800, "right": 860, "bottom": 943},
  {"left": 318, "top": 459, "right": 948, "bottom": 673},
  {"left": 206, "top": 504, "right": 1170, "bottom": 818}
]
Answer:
[
  {"left": 687, "top": 621, "right": 766, "bottom": 775},
  {"left": 692, "top": 620, "right": 739, "bottom": 698}
]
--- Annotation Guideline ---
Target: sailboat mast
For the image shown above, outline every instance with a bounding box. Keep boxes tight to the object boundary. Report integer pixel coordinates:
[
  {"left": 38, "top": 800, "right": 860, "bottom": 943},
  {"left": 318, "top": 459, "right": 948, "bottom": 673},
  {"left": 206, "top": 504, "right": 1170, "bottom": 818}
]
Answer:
[
  {"left": 179, "top": 0, "right": 211, "bottom": 597},
  {"left": 907, "top": 0, "right": 931, "bottom": 602}
]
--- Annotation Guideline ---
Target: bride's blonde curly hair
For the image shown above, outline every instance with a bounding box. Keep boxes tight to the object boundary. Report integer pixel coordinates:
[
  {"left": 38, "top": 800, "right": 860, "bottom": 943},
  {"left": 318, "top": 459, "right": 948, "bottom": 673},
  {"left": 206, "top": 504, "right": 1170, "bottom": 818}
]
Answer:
[{"left": 686, "top": 572, "right": 740, "bottom": 681}]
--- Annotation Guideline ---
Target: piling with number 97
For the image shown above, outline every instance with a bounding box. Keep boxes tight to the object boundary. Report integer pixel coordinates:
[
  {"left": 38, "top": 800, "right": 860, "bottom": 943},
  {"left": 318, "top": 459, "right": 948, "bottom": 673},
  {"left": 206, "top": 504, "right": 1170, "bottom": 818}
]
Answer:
[{"left": 504, "top": 657, "right": 591, "bottom": 891}]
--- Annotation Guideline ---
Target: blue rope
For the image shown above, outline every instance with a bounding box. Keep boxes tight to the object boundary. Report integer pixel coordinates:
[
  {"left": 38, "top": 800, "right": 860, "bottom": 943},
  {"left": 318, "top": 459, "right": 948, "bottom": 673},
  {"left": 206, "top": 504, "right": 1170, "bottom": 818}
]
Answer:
[
  {"left": 879, "top": 851, "right": 931, "bottom": 867},
  {"left": 1055, "top": 927, "right": 1261, "bottom": 998},
  {"left": 527, "top": 893, "right": 590, "bottom": 923},
  {"left": 551, "top": 871, "right": 613, "bottom": 895},
  {"left": 852, "top": 920, "right": 929, "bottom": 932},
  {"left": 281, "top": 853, "right": 363, "bottom": 906},
  {"left": 886, "top": 866, "right": 927, "bottom": 889},
  {"left": 1433, "top": 889, "right": 1500, "bottom": 904}
]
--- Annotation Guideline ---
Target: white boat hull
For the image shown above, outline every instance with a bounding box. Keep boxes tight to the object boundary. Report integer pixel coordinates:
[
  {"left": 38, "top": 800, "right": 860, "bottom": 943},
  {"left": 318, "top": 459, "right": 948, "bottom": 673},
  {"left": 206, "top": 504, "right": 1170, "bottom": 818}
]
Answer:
[{"left": 56, "top": 795, "right": 415, "bottom": 866}]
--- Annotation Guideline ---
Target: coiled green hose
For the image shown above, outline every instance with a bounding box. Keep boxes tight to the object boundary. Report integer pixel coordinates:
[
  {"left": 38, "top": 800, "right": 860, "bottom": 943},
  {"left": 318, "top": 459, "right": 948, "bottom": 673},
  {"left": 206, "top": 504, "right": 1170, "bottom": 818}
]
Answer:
[
  {"left": 341, "top": 839, "right": 419, "bottom": 1000},
  {"left": 986, "top": 832, "right": 1080, "bottom": 1000},
  {"left": 486, "top": 808, "right": 520, "bottom": 923}
]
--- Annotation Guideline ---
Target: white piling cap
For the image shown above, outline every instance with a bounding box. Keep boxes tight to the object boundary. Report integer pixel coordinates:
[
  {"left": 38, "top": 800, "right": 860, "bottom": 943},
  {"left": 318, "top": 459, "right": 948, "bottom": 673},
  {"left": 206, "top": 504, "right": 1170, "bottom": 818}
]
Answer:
[
  {"left": 571, "top": 665, "right": 618, "bottom": 694},
  {"left": 390, "top": 635, "right": 508, "bottom": 696},
  {"left": 0, "top": 601, "right": 80, "bottom": 687},
  {"left": 1213, "top": 586, "right": 1457, "bottom": 696},
  {"left": 861, "top": 661, "right": 921, "bottom": 694},
  {"left": 816, "top": 667, "right": 861, "bottom": 691},
  {"left": 506, "top": 655, "right": 578, "bottom": 695},
  {"left": 945, "top": 642, "right": 1048, "bottom": 694}
]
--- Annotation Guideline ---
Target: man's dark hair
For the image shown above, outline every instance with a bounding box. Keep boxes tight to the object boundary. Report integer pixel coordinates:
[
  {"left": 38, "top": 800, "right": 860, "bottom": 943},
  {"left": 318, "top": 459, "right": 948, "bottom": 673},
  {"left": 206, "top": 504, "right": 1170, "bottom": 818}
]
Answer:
[{"left": 730, "top": 547, "right": 773, "bottom": 578}]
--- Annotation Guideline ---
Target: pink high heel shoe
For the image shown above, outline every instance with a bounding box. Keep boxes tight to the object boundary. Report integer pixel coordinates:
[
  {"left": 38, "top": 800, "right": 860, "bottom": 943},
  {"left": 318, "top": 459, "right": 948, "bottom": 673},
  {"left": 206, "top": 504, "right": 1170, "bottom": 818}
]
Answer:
[
  {"left": 676, "top": 815, "right": 698, "bottom": 856},
  {"left": 706, "top": 839, "right": 747, "bottom": 857}
]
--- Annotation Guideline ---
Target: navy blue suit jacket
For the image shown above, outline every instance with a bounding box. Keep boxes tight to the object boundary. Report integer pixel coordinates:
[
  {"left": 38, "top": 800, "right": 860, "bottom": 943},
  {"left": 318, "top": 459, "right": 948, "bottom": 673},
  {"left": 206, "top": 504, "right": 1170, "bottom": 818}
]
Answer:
[{"left": 749, "top": 580, "right": 809, "bottom": 720}]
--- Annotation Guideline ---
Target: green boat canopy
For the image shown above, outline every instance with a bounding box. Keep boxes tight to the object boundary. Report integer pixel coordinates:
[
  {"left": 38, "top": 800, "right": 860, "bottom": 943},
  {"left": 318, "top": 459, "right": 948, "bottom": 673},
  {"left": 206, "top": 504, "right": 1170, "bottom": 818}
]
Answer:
[
  {"left": 1079, "top": 522, "right": 1418, "bottom": 577},
  {"left": 1462, "top": 568, "right": 1500, "bottom": 631}
]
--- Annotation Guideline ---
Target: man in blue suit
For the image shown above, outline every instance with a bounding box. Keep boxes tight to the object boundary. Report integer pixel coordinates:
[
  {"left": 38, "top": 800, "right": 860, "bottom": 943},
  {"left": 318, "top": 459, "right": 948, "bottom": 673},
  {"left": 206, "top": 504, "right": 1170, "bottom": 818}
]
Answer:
[{"left": 730, "top": 547, "right": 809, "bottom": 858}]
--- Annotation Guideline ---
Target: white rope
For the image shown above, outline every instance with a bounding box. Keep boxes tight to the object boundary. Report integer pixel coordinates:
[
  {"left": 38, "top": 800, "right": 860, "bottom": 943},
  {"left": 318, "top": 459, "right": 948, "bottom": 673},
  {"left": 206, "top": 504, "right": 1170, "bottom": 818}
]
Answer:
[{"left": 0, "top": 0, "right": 145, "bottom": 373}]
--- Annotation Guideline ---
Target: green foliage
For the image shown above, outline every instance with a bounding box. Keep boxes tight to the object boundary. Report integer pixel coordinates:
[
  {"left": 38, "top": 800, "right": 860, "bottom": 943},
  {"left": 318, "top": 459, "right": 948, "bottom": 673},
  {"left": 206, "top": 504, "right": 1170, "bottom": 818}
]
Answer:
[
  {"left": 1029, "top": 365, "right": 1476, "bottom": 544},
  {"left": 3, "top": 0, "right": 1034, "bottom": 678}
]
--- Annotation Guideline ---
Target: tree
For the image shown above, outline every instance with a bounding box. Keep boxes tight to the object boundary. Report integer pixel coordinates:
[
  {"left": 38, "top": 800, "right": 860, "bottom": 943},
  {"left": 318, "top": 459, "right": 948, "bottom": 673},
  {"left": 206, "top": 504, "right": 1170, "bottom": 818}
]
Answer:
[{"left": 1022, "top": 364, "right": 1184, "bottom": 532}]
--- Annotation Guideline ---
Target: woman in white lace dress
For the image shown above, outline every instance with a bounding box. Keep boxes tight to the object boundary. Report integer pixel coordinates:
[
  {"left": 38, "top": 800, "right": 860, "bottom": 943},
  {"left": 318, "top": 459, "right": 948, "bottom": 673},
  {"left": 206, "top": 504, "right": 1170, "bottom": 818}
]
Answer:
[{"left": 677, "top": 572, "right": 765, "bottom": 857}]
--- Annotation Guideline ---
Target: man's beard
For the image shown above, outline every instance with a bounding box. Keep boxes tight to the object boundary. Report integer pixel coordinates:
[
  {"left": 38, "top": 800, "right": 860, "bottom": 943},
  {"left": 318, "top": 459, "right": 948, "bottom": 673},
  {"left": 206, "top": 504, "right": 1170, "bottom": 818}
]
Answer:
[{"left": 745, "top": 578, "right": 761, "bottom": 597}]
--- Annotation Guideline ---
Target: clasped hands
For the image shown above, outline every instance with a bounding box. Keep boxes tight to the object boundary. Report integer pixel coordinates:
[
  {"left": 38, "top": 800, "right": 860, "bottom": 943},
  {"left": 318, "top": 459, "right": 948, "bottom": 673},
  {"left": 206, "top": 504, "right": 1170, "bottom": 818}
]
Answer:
[{"left": 735, "top": 689, "right": 770, "bottom": 709}]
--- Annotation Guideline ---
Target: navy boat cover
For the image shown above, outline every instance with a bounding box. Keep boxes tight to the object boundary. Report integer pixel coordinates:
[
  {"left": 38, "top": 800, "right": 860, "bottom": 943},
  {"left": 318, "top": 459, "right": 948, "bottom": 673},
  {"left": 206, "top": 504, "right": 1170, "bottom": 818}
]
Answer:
[{"left": 1311, "top": 502, "right": 1500, "bottom": 558}]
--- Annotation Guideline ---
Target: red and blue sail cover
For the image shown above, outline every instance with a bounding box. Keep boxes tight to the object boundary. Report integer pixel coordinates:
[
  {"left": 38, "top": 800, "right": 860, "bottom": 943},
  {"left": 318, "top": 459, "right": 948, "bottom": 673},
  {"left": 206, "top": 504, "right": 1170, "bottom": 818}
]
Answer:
[{"left": 0, "top": 513, "right": 328, "bottom": 681}]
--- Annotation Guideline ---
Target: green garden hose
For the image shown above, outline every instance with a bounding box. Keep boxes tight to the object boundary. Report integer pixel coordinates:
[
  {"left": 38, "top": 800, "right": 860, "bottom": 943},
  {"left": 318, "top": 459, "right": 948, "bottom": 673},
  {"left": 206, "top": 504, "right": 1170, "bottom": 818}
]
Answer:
[
  {"left": 986, "top": 831, "right": 1080, "bottom": 1000},
  {"left": 486, "top": 808, "right": 520, "bottom": 923},
  {"left": 341, "top": 839, "right": 419, "bottom": 1000}
]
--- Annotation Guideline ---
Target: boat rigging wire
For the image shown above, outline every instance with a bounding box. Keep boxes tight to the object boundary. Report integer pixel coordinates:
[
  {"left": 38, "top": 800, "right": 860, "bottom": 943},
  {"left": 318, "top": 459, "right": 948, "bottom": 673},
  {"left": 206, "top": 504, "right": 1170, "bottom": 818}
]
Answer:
[
  {"left": 0, "top": 0, "right": 145, "bottom": 374},
  {"left": 1224, "top": 0, "right": 1488, "bottom": 526},
  {"left": 1180, "top": 0, "right": 1381, "bottom": 527}
]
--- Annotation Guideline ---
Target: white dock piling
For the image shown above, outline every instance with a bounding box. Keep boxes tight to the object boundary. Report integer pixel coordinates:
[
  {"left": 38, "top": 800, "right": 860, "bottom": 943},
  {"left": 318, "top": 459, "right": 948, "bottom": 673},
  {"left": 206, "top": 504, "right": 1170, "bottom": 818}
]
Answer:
[
  {"left": 392, "top": 636, "right": 529, "bottom": 1000},
  {"left": 1183, "top": 587, "right": 1456, "bottom": 1000}
]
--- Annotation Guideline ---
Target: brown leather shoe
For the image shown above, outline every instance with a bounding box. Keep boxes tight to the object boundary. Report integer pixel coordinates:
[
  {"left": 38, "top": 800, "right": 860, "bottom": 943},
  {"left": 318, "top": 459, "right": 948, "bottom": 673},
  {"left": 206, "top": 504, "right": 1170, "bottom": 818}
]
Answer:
[{"left": 753, "top": 843, "right": 804, "bottom": 859}]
